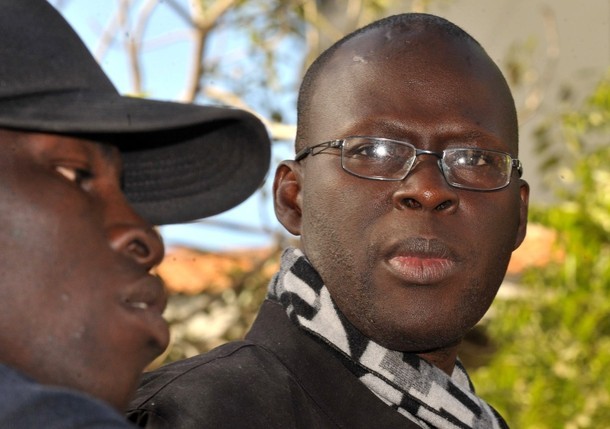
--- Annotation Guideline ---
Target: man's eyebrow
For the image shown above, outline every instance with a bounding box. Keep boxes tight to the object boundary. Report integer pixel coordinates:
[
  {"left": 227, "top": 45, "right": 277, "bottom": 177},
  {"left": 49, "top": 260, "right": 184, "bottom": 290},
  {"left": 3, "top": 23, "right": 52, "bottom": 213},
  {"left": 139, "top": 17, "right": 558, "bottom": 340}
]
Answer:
[
  {"left": 371, "top": 120, "right": 412, "bottom": 136},
  {"left": 94, "top": 140, "right": 121, "bottom": 161},
  {"left": 447, "top": 130, "right": 489, "bottom": 141},
  {"left": 373, "top": 121, "right": 495, "bottom": 141},
  {"left": 91, "top": 141, "right": 124, "bottom": 181},
  {"left": 85, "top": 136, "right": 122, "bottom": 162}
]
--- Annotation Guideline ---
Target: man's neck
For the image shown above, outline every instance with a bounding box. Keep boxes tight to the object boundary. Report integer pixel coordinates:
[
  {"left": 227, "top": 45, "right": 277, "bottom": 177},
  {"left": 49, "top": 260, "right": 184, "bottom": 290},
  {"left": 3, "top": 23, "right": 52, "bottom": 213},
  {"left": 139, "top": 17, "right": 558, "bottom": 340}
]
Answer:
[{"left": 417, "top": 345, "right": 460, "bottom": 376}]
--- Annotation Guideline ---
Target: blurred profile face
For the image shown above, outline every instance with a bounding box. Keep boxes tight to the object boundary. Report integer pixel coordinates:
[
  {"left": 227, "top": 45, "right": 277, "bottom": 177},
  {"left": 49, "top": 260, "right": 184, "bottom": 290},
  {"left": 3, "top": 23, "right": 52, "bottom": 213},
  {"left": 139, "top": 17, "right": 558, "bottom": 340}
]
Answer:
[
  {"left": 0, "top": 128, "right": 169, "bottom": 410},
  {"left": 276, "top": 25, "right": 529, "bottom": 356}
]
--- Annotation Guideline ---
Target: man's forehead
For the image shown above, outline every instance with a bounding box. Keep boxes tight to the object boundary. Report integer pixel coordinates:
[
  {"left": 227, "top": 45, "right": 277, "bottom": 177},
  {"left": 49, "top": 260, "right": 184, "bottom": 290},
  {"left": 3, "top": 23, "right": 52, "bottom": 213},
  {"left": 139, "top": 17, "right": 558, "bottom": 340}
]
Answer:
[
  {"left": 317, "top": 24, "right": 506, "bottom": 109},
  {"left": 0, "top": 127, "right": 121, "bottom": 160},
  {"left": 305, "top": 29, "right": 517, "bottom": 150},
  {"left": 331, "top": 25, "right": 480, "bottom": 70},
  {"left": 313, "top": 33, "right": 484, "bottom": 107}
]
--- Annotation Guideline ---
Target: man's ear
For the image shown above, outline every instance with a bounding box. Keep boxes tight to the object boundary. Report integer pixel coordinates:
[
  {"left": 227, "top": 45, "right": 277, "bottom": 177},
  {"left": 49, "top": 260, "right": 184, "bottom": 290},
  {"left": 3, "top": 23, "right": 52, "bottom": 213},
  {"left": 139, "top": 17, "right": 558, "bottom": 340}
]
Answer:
[
  {"left": 513, "top": 179, "right": 530, "bottom": 250},
  {"left": 273, "top": 160, "right": 303, "bottom": 236}
]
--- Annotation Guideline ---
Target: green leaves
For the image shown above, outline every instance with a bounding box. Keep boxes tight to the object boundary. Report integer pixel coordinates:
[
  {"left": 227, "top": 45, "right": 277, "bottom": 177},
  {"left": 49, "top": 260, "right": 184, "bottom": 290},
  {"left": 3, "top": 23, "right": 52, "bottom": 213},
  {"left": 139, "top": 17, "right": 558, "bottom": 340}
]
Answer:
[{"left": 471, "top": 70, "right": 610, "bottom": 429}]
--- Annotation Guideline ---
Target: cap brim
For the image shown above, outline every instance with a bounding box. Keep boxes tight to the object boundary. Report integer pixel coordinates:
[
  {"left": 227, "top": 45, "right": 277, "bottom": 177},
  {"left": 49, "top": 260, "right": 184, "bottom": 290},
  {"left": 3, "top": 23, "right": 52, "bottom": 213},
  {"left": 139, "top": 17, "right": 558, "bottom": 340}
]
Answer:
[{"left": 0, "top": 92, "right": 271, "bottom": 225}]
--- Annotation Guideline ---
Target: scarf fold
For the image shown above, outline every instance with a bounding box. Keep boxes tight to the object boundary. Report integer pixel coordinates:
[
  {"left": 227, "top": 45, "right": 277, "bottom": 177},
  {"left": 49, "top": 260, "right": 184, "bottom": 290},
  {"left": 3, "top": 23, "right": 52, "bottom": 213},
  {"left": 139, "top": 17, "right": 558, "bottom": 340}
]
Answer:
[{"left": 267, "top": 247, "right": 508, "bottom": 429}]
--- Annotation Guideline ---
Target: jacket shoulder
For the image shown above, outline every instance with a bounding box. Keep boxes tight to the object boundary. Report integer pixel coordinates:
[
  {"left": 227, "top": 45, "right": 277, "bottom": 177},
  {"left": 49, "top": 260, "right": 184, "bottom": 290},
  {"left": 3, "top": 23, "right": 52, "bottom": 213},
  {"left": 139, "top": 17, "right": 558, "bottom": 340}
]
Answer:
[{"left": 127, "top": 340, "right": 308, "bottom": 428}]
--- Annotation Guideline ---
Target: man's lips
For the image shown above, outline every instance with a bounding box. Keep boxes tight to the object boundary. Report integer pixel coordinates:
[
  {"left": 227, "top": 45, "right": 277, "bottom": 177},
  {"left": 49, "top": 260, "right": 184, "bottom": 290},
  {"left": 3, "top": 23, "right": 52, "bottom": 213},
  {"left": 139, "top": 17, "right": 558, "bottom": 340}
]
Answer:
[
  {"left": 121, "top": 275, "right": 167, "bottom": 313},
  {"left": 384, "top": 237, "right": 459, "bottom": 285},
  {"left": 120, "top": 274, "right": 170, "bottom": 352}
]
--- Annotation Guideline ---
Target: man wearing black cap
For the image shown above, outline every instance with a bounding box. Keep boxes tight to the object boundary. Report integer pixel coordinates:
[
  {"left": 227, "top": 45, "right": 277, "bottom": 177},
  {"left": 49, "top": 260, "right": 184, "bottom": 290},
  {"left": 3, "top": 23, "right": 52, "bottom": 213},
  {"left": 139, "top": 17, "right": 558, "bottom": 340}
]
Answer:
[{"left": 0, "top": 0, "right": 270, "bottom": 427}]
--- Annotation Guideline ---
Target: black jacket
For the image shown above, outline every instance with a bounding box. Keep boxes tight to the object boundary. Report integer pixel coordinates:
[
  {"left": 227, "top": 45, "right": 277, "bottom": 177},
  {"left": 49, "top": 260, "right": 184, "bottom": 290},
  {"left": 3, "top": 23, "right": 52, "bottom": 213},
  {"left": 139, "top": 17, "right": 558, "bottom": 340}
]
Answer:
[
  {"left": 127, "top": 300, "right": 421, "bottom": 428},
  {"left": 0, "top": 364, "right": 133, "bottom": 428}
]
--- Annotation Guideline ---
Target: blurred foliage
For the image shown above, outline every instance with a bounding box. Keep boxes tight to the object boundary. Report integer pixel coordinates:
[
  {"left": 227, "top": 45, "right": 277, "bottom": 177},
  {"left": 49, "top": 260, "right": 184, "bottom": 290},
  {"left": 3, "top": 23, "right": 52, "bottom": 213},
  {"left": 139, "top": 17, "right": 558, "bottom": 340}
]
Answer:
[
  {"left": 150, "top": 247, "right": 281, "bottom": 367},
  {"left": 472, "top": 71, "right": 610, "bottom": 429}
]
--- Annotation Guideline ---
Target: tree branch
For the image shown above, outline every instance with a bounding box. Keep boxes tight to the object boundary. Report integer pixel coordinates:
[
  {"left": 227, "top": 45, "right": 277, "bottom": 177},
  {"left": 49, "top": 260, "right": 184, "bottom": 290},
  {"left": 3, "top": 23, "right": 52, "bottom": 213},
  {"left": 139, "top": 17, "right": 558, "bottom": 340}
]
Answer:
[
  {"left": 127, "top": 0, "right": 159, "bottom": 95},
  {"left": 204, "top": 85, "right": 296, "bottom": 141}
]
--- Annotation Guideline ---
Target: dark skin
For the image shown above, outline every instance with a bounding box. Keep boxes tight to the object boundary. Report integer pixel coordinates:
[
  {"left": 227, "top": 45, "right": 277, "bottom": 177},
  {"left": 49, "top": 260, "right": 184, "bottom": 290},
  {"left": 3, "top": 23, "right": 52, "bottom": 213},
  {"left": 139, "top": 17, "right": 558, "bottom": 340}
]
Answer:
[
  {"left": 274, "top": 26, "right": 529, "bottom": 374},
  {"left": 0, "top": 128, "right": 169, "bottom": 410}
]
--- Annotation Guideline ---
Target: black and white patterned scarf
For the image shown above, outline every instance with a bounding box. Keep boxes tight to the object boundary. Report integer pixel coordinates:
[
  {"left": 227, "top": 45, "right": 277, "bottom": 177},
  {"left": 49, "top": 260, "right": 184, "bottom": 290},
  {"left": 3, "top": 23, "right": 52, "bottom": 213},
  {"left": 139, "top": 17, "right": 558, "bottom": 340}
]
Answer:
[{"left": 268, "top": 247, "right": 509, "bottom": 429}]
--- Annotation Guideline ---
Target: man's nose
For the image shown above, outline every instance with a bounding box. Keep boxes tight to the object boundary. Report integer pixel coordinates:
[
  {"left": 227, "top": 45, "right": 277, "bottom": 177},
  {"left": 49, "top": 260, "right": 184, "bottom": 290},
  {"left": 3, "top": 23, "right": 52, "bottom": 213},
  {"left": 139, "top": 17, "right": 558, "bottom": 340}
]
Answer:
[
  {"left": 107, "top": 223, "right": 165, "bottom": 269},
  {"left": 392, "top": 154, "right": 459, "bottom": 213},
  {"left": 104, "top": 193, "right": 165, "bottom": 269}
]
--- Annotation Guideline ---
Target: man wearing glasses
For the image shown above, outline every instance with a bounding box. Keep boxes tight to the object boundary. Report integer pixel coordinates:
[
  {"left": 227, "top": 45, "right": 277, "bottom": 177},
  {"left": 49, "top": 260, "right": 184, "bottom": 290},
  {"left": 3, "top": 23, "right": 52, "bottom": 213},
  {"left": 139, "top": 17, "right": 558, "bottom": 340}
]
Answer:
[{"left": 130, "top": 13, "right": 528, "bottom": 429}]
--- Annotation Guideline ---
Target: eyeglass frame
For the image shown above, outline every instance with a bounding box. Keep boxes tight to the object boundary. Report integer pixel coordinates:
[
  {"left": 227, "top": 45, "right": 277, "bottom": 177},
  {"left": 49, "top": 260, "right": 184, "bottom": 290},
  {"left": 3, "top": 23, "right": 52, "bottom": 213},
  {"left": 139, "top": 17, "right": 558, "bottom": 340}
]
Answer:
[{"left": 294, "top": 136, "right": 523, "bottom": 191}]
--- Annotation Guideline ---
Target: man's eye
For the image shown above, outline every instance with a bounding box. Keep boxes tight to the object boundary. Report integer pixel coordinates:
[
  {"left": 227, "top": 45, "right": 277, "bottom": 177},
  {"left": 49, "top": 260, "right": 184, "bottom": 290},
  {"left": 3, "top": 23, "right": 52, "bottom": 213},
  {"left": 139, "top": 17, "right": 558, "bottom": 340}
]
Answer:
[
  {"left": 355, "top": 144, "right": 378, "bottom": 157},
  {"left": 456, "top": 151, "right": 492, "bottom": 167},
  {"left": 55, "top": 165, "right": 92, "bottom": 185},
  {"left": 348, "top": 143, "right": 389, "bottom": 159}
]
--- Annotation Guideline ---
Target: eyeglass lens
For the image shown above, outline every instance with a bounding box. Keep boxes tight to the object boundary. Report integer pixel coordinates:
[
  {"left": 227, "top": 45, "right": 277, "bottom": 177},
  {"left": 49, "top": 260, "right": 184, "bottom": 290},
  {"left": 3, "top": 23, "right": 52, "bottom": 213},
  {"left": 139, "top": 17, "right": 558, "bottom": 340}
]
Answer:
[{"left": 340, "top": 137, "right": 514, "bottom": 190}]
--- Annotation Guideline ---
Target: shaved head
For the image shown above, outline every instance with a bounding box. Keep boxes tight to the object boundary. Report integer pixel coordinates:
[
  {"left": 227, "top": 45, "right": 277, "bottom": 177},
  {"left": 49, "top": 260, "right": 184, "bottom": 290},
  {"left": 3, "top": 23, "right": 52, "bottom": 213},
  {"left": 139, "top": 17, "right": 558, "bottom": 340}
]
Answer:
[{"left": 296, "top": 13, "right": 517, "bottom": 152}]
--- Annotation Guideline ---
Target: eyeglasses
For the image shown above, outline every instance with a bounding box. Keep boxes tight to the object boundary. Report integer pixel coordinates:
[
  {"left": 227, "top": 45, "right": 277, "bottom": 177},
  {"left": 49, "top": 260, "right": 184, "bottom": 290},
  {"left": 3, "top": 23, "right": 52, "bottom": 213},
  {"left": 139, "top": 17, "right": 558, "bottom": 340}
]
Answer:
[{"left": 295, "top": 136, "right": 523, "bottom": 191}]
